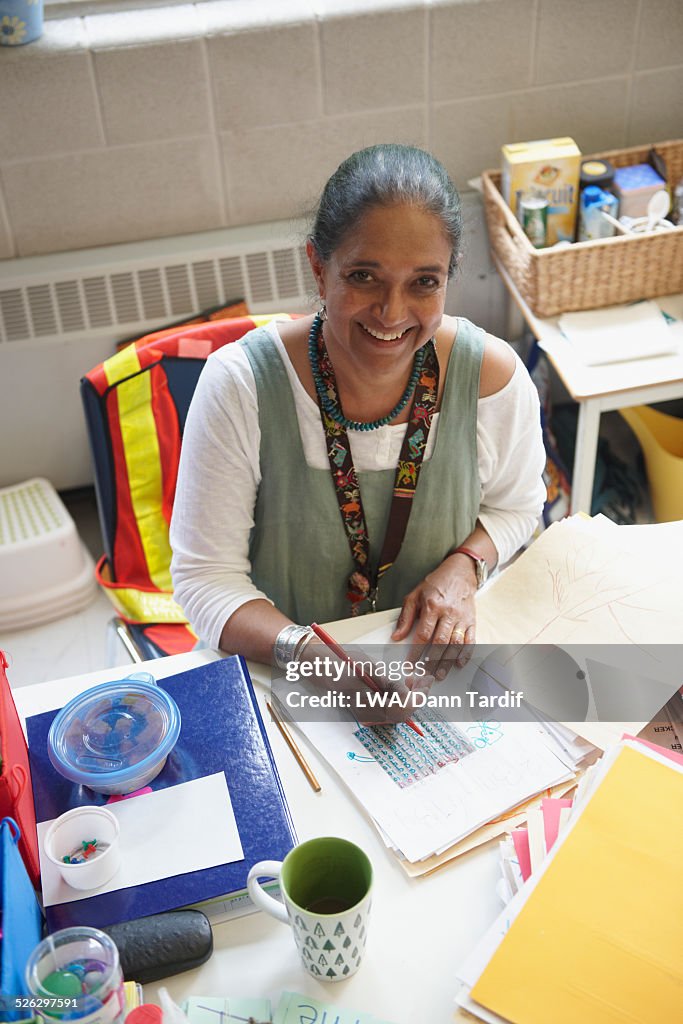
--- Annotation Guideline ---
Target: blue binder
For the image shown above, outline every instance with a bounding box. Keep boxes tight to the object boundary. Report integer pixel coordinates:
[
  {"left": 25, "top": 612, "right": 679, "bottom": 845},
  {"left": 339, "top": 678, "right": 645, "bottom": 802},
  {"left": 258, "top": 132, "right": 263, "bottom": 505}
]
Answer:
[
  {"left": 26, "top": 656, "right": 296, "bottom": 932},
  {"left": 0, "top": 817, "right": 42, "bottom": 1020}
]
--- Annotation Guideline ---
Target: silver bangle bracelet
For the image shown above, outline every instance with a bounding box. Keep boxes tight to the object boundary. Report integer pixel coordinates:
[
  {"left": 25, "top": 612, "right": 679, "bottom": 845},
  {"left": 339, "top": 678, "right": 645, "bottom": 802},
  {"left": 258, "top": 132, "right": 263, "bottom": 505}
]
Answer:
[
  {"left": 274, "top": 624, "right": 314, "bottom": 669},
  {"left": 293, "top": 629, "right": 315, "bottom": 662}
]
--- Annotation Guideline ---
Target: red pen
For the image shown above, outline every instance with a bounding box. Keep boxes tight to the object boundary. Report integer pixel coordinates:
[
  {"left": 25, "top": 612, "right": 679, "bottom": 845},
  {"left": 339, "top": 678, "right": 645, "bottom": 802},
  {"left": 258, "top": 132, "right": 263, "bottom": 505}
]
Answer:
[{"left": 310, "top": 623, "right": 424, "bottom": 738}]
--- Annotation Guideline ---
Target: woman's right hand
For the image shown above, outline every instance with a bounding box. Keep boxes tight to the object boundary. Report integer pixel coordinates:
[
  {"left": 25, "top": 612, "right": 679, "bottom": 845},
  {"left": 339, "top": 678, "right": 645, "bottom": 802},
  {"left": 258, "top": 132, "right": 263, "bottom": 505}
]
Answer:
[{"left": 293, "top": 640, "right": 428, "bottom": 726}]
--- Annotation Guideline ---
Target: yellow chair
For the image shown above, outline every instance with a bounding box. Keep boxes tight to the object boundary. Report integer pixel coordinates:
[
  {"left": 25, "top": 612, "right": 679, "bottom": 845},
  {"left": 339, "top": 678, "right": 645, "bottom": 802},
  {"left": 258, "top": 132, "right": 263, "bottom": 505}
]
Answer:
[{"left": 619, "top": 405, "right": 683, "bottom": 522}]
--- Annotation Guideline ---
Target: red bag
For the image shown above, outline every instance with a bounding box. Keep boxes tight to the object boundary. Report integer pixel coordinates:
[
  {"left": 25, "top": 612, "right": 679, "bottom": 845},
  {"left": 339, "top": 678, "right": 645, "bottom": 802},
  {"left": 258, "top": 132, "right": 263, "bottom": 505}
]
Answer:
[{"left": 0, "top": 651, "right": 39, "bottom": 887}]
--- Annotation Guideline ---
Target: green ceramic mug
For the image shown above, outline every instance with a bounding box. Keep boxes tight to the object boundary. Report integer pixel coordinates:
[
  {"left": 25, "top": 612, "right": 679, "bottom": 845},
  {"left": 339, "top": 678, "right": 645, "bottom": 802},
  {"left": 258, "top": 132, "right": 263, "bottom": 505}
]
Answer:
[{"left": 247, "top": 836, "right": 373, "bottom": 982}]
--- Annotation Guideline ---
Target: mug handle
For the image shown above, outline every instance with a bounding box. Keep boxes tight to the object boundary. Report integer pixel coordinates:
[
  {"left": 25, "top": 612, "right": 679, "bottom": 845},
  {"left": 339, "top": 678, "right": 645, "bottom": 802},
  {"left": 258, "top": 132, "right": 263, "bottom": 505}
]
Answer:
[{"left": 247, "top": 860, "right": 289, "bottom": 923}]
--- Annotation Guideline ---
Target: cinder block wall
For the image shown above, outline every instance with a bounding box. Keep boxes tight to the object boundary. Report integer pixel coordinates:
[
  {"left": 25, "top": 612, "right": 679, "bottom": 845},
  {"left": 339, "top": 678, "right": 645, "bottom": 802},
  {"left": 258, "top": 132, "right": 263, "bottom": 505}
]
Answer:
[{"left": 1, "top": 0, "right": 681, "bottom": 260}]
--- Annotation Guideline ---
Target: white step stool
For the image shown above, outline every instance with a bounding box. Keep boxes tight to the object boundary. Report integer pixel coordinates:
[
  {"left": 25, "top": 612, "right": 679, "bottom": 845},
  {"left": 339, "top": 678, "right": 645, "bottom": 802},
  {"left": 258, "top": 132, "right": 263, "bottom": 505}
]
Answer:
[{"left": 0, "top": 478, "right": 96, "bottom": 631}]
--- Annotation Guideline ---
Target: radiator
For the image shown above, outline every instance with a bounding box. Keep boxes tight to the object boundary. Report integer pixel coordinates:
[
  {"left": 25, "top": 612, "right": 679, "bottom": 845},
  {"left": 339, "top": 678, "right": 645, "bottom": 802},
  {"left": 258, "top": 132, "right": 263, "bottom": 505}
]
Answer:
[
  {"left": 0, "top": 219, "right": 317, "bottom": 346},
  {"left": 0, "top": 219, "right": 318, "bottom": 490},
  {"left": 0, "top": 197, "right": 506, "bottom": 490}
]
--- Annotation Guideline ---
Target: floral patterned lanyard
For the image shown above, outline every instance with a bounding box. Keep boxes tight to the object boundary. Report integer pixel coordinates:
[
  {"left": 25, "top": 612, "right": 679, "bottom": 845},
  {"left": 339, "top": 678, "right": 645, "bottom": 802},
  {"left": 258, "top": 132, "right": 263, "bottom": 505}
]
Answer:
[{"left": 311, "top": 321, "right": 440, "bottom": 615}]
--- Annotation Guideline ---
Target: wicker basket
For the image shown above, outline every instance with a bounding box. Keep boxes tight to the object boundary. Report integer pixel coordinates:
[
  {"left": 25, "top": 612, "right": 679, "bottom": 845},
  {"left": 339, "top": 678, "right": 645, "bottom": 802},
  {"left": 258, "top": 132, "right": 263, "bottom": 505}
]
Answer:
[{"left": 482, "top": 139, "right": 683, "bottom": 318}]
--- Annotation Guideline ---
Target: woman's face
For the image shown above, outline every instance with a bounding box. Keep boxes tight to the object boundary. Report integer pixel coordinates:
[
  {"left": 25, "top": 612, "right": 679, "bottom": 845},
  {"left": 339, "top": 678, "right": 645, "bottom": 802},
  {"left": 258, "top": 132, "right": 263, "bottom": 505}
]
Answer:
[{"left": 308, "top": 202, "right": 452, "bottom": 374}]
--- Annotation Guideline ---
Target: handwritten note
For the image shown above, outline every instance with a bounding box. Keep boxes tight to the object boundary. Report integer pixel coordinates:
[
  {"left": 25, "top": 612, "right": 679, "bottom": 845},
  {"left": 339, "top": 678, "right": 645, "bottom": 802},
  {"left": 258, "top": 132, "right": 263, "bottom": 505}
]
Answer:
[
  {"left": 273, "top": 991, "right": 396, "bottom": 1024},
  {"left": 183, "top": 997, "right": 272, "bottom": 1024}
]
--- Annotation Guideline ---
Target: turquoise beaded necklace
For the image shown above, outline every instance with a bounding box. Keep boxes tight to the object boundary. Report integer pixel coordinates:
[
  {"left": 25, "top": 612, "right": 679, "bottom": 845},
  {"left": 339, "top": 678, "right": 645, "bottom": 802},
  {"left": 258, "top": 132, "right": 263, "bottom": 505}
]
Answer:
[{"left": 308, "top": 313, "right": 426, "bottom": 431}]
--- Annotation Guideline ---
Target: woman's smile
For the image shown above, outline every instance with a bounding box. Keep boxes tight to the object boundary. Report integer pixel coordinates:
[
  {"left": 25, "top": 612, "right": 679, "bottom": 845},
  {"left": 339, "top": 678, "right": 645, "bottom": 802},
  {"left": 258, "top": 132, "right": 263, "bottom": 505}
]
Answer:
[{"left": 359, "top": 322, "right": 413, "bottom": 343}]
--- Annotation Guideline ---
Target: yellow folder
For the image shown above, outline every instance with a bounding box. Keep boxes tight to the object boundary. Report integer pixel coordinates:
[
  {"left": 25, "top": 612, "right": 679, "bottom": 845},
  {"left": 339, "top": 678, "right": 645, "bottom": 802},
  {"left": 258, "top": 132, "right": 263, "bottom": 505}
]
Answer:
[{"left": 471, "top": 745, "right": 683, "bottom": 1024}]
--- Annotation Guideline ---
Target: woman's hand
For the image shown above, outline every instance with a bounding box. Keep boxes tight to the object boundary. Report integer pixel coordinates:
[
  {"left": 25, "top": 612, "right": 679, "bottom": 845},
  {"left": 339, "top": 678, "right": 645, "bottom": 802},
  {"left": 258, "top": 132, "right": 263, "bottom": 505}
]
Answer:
[
  {"left": 291, "top": 639, "right": 426, "bottom": 726},
  {"left": 391, "top": 553, "right": 479, "bottom": 679}
]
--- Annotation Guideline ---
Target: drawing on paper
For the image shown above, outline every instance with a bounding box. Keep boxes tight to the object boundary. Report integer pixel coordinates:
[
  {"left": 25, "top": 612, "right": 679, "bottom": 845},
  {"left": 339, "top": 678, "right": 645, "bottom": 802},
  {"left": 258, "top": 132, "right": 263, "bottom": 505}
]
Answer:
[
  {"left": 352, "top": 714, "right": 476, "bottom": 788},
  {"left": 466, "top": 720, "right": 504, "bottom": 750},
  {"left": 530, "top": 540, "right": 665, "bottom": 645}
]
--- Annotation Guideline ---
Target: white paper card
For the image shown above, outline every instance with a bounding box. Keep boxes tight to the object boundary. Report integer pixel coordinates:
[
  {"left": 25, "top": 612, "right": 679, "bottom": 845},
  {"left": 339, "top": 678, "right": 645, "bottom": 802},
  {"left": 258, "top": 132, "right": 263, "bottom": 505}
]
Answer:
[
  {"left": 558, "top": 300, "right": 677, "bottom": 366},
  {"left": 39, "top": 772, "right": 243, "bottom": 906}
]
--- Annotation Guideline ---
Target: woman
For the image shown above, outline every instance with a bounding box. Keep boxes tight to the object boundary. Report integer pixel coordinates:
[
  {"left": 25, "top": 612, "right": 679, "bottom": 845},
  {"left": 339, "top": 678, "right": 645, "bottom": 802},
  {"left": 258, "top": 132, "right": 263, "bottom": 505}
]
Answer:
[{"left": 170, "top": 145, "right": 545, "bottom": 679}]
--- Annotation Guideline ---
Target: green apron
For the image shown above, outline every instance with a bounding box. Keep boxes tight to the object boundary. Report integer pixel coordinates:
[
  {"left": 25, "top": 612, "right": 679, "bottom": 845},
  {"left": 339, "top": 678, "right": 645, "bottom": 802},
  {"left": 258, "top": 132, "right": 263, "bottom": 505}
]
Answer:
[{"left": 241, "top": 319, "right": 483, "bottom": 624}]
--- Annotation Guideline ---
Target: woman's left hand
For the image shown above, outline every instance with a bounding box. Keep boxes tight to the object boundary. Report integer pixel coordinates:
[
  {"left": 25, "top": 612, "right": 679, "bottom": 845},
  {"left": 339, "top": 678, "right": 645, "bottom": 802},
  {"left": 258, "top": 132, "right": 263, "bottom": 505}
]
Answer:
[{"left": 391, "top": 555, "right": 477, "bottom": 680}]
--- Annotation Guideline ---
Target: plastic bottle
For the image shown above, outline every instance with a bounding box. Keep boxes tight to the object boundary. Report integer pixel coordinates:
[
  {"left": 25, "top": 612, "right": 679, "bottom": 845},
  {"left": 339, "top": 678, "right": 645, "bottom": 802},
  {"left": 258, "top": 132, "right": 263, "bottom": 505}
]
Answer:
[{"left": 578, "top": 185, "right": 619, "bottom": 242}]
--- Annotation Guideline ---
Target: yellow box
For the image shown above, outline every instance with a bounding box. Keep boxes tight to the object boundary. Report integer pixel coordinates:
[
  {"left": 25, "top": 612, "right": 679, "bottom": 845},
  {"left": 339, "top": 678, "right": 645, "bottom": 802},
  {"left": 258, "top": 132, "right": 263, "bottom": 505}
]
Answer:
[{"left": 501, "top": 137, "right": 581, "bottom": 245}]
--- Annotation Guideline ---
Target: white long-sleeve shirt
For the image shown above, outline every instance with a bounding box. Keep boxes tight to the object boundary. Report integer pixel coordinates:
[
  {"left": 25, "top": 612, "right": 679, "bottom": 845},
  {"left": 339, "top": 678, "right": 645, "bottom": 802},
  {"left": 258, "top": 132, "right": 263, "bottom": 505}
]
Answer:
[{"left": 170, "top": 319, "right": 546, "bottom": 648}]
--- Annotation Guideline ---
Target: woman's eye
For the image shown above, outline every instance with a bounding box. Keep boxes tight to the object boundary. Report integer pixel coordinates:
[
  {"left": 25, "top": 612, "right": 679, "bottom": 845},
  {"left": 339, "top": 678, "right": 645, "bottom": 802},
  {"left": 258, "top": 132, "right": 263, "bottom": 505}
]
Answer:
[
  {"left": 349, "top": 270, "right": 373, "bottom": 283},
  {"left": 416, "top": 276, "right": 439, "bottom": 289}
]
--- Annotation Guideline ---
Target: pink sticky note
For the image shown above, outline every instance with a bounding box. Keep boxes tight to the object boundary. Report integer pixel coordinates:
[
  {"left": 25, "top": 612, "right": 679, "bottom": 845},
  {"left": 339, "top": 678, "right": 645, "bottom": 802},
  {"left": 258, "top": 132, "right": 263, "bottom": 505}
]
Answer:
[
  {"left": 511, "top": 828, "right": 532, "bottom": 882},
  {"left": 622, "top": 734, "right": 683, "bottom": 767},
  {"left": 540, "top": 797, "right": 573, "bottom": 851}
]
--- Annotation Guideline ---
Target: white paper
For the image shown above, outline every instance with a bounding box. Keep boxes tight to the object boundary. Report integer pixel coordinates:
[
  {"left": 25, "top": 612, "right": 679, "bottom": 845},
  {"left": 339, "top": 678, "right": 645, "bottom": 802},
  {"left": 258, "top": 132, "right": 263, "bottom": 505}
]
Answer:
[
  {"left": 474, "top": 517, "right": 683, "bottom": 748},
  {"left": 478, "top": 516, "right": 683, "bottom": 646},
  {"left": 536, "top": 295, "right": 683, "bottom": 399},
  {"left": 39, "top": 772, "right": 243, "bottom": 907},
  {"left": 558, "top": 300, "right": 678, "bottom": 366}
]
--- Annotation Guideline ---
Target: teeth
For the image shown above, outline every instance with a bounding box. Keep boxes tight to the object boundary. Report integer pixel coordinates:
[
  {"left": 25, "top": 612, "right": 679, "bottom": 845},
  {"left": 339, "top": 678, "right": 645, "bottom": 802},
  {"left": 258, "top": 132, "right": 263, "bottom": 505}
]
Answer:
[{"left": 362, "top": 325, "right": 407, "bottom": 341}]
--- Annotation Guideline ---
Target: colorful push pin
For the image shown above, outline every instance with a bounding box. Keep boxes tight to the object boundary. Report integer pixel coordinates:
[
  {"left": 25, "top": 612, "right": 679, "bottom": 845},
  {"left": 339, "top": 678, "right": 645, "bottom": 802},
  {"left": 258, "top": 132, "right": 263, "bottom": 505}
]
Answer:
[{"left": 62, "top": 838, "right": 108, "bottom": 865}]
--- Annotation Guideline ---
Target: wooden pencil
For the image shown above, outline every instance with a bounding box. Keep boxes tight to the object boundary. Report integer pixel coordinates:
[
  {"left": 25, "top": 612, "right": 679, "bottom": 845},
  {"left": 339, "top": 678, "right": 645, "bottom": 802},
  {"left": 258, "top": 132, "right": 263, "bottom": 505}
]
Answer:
[{"left": 266, "top": 700, "right": 322, "bottom": 793}]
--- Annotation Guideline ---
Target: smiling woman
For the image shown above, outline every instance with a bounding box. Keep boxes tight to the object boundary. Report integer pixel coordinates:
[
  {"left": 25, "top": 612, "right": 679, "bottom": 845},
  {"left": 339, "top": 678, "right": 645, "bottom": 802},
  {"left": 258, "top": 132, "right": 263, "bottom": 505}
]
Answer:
[{"left": 169, "top": 144, "right": 546, "bottom": 684}]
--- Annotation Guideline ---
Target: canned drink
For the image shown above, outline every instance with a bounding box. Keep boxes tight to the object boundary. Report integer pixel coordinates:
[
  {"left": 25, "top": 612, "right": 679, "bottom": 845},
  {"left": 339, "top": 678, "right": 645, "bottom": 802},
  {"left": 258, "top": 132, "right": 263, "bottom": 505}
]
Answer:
[{"left": 519, "top": 193, "right": 548, "bottom": 248}]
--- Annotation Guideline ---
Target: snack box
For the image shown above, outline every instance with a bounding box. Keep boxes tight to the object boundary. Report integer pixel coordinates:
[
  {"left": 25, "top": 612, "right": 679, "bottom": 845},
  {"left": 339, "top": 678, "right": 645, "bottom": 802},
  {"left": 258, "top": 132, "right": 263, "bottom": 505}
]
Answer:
[{"left": 501, "top": 137, "right": 581, "bottom": 245}]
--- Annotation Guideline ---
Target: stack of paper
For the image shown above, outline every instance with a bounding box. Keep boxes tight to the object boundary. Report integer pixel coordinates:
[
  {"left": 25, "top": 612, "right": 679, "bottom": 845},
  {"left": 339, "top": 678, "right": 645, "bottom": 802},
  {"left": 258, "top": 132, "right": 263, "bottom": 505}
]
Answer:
[
  {"left": 478, "top": 513, "right": 683, "bottom": 648},
  {"left": 282, "top": 625, "right": 595, "bottom": 873},
  {"left": 497, "top": 795, "right": 573, "bottom": 903},
  {"left": 284, "top": 515, "right": 683, "bottom": 876},
  {"left": 454, "top": 738, "right": 683, "bottom": 1024},
  {"left": 290, "top": 712, "right": 583, "bottom": 872}
]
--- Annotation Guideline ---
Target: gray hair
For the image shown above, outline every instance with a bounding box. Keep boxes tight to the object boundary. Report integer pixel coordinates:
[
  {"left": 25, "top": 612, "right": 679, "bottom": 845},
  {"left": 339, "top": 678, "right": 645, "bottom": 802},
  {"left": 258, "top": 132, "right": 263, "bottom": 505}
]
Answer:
[{"left": 309, "top": 144, "right": 462, "bottom": 277}]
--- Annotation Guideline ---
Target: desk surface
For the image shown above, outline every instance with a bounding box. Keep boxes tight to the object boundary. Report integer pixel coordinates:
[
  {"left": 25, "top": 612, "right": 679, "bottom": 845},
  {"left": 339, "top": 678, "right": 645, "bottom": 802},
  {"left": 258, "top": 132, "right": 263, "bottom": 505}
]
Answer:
[
  {"left": 494, "top": 257, "right": 683, "bottom": 514},
  {"left": 494, "top": 256, "right": 683, "bottom": 401},
  {"left": 14, "top": 618, "right": 501, "bottom": 1024}
]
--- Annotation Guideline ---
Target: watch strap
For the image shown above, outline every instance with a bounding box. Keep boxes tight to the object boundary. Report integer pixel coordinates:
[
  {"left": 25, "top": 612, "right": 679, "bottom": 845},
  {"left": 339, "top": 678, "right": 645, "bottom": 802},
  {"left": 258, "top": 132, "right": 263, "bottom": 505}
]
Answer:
[{"left": 450, "top": 546, "right": 488, "bottom": 587}]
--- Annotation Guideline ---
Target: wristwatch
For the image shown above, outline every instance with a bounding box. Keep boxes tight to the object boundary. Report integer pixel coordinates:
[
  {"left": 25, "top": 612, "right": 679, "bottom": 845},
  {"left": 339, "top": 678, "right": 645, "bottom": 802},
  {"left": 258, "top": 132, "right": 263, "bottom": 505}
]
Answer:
[{"left": 451, "top": 546, "right": 489, "bottom": 589}]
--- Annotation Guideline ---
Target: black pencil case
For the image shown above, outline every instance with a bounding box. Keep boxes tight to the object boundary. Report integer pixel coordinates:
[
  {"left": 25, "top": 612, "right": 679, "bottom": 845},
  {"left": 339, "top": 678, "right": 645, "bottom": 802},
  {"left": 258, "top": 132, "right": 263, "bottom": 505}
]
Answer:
[{"left": 102, "top": 909, "right": 213, "bottom": 984}]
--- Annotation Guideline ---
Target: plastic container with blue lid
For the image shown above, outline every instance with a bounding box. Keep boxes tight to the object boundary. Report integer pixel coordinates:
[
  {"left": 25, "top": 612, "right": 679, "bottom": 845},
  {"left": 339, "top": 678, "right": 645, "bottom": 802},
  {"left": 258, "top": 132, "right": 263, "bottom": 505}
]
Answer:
[{"left": 47, "top": 673, "right": 181, "bottom": 795}]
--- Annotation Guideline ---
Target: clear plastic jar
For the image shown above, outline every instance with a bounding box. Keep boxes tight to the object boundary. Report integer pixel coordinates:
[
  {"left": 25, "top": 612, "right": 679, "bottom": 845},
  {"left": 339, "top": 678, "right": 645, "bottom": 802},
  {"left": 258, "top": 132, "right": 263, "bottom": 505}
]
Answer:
[{"left": 25, "top": 927, "right": 126, "bottom": 1024}]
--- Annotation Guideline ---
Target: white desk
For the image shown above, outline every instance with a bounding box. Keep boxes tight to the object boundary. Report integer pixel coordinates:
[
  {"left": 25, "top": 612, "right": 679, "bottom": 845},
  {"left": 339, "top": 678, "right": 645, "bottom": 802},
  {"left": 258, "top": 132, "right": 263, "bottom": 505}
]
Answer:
[
  {"left": 14, "top": 617, "right": 501, "bottom": 1024},
  {"left": 495, "top": 256, "right": 683, "bottom": 516}
]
